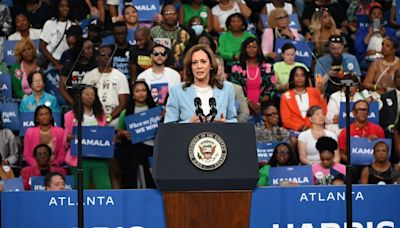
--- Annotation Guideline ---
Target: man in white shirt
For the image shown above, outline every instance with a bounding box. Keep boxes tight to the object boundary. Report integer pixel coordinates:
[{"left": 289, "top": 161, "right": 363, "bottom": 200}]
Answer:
[
  {"left": 82, "top": 45, "right": 130, "bottom": 127},
  {"left": 137, "top": 44, "right": 181, "bottom": 105}
]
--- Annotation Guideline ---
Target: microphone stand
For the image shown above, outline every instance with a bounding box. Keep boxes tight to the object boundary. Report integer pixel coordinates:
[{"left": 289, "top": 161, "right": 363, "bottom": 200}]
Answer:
[{"left": 76, "top": 83, "right": 84, "bottom": 228}]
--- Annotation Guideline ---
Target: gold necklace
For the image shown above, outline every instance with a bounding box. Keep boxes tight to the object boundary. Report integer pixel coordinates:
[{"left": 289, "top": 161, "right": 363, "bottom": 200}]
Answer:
[{"left": 381, "top": 57, "right": 399, "bottom": 67}]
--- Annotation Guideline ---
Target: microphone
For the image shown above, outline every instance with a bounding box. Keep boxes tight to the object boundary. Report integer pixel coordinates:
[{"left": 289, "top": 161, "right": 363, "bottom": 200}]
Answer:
[
  {"left": 194, "top": 97, "right": 204, "bottom": 122},
  {"left": 208, "top": 97, "right": 218, "bottom": 123}
]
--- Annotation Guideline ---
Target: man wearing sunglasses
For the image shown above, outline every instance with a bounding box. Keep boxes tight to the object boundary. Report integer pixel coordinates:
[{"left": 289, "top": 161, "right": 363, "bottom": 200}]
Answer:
[{"left": 137, "top": 44, "right": 181, "bottom": 105}]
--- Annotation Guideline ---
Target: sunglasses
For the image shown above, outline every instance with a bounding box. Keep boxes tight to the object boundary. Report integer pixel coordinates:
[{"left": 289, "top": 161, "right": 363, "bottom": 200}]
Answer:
[
  {"left": 315, "top": 7, "right": 329, "bottom": 12},
  {"left": 329, "top": 37, "right": 343, "bottom": 43},
  {"left": 152, "top": 52, "right": 167, "bottom": 57}
]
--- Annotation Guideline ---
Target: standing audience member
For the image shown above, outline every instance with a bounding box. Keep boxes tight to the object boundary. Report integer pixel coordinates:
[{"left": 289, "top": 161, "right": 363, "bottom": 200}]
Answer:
[
  {"left": 254, "top": 103, "right": 289, "bottom": 143},
  {"left": 360, "top": 141, "right": 395, "bottom": 184},
  {"left": 24, "top": 105, "right": 65, "bottom": 167},
  {"left": 261, "top": 0, "right": 295, "bottom": 16},
  {"left": 150, "top": 3, "right": 182, "bottom": 49},
  {"left": 111, "top": 21, "right": 132, "bottom": 81},
  {"left": 87, "top": 18, "right": 104, "bottom": 46},
  {"left": 44, "top": 172, "right": 66, "bottom": 190},
  {"left": 68, "top": 0, "right": 105, "bottom": 22},
  {"left": 38, "top": 0, "right": 72, "bottom": 71},
  {"left": 312, "top": 136, "right": 346, "bottom": 185},
  {"left": 212, "top": 0, "right": 252, "bottom": 33},
  {"left": 380, "top": 70, "right": 400, "bottom": 135},
  {"left": 117, "top": 80, "right": 157, "bottom": 188},
  {"left": 11, "top": 39, "right": 40, "bottom": 99},
  {"left": 298, "top": 106, "right": 339, "bottom": 165},
  {"left": 179, "top": 0, "right": 212, "bottom": 32},
  {"left": 19, "top": 71, "right": 60, "bottom": 113},
  {"left": 0, "top": 3, "right": 11, "bottom": 62},
  {"left": 21, "top": 144, "right": 66, "bottom": 190},
  {"left": 8, "top": 13, "right": 42, "bottom": 41},
  {"left": 14, "top": 0, "right": 53, "bottom": 29},
  {"left": 63, "top": 86, "right": 111, "bottom": 189},
  {"left": 129, "top": 26, "right": 155, "bottom": 81},
  {"left": 0, "top": 118, "right": 20, "bottom": 166},
  {"left": 122, "top": 5, "right": 139, "bottom": 31},
  {"left": 229, "top": 37, "right": 276, "bottom": 116},
  {"left": 164, "top": 44, "right": 237, "bottom": 123},
  {"left": 218, "top": 13, "right": 255, "bottom": 64}
]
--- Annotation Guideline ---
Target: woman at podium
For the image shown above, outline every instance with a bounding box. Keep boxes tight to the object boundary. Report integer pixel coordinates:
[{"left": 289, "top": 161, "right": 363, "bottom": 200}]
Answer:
[{"left": 164, "top": 44, "right": 237, "bottom": 123}]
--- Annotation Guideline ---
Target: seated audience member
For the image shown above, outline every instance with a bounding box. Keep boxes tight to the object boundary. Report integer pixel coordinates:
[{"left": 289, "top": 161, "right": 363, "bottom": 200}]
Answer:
[
  {"left": 229, "top": 37, "right": 276, "bottom": 116},
  {"left": 215, "top": 55, "right": 250, "bottom": 123},
  {"left": 189, "top": 16, "right": 207, "bottom": 37},
  {"left": 261, "top": 0, "right": 295, "bottom": 17},
  {"left": 197, "top": 32, "right": 217, "bottom": 53},
  {"left": 122, "top": 5, "right": 139, "bottom": 32},
  {"left": 309, "top": 7, "right": 341, "bottom": 57},
  {"left": 326, "top": 74, "right": 371, "bottom": 135},
  {"left": 338, "top": 100, "right": 385, "bottom": 161},
  {"left": 218, "top": 13, "right": 256, "bottom": 64},
  {"left": 280, "top": 66, "right": 327, "bottom": 132},
  {"left": 24, "top": 105, "right": 65, "bottom": 167},
  {"left": 86, "top": 17, "right": 104, "bottom": 46},
  {"left": 255, "top": 103, "right": 289, "bottom": 143},
  {"left": 257, "top": 142, "right": 299, "bottom": 186},
  {"left": 0, "top": 2, "right": 11, "bottom": 63},
  {"left": 211, "top": 0, "right": 252, "bottom": 33},
  {"left": 379, "top": 69, "right": 400, "bottom": 134},
  {"left": 44, "top": 172, "right": 66, "bottom": 190},
  {"left": 362, "top": 37, "right": 400, "bottom": 97},
  {"left": 261, "top": 8, "right": 300, "bottom": 61},
  {"left": 21, "top": 144, "right": 67, "bottom": 190},
  {"left": 8, "top": 13, "right": 41, "bottom": 41},
  {"left": 19, "top": 71, "right": 60, "bottom": 113},
  {"left": 302, "top": 0, "right": 348, "bottom": 31},
  {"left": 298, "top": 106, "right": 339, "bottom": 165},
  {"left": 312, "top": 136, "right": 346, "bottom": 185},
  {"left": 315, "top": 35, "right": 361, "bottom": 98},
  {"left": 0, "top": 118, "right": 20, "bottom": 166},
  {"left": 273, "top": 43, "right": 309, "bottom": 93},
  {"left": 394, "top": 118, "right": 400, "bottom": 163},
  {"left": 14, "top": 0, "right": 53, "bottom": 29},
  {"left": 178, "top": 0, "right": 212, "bottom": 32},
  {"left": 355, "top": 5, "right": 396, "bottom": 71},
  {"left": 11, "top": 38, "right": 40, "bottom": 99},
  {"left": 116, "top": 81, "right": 157, "bottom": 189},
  {"left": 360, "top": 141, "right": 395, "bottom": 184},
  {"left": 63, "top": 86, "right": 111, "bottom": 189},
  {"left": 59, "top": 25, "right": 83, "bottom": 64},
  {"left": 68, "top": 0, "right": 105, "bottom": 22}
]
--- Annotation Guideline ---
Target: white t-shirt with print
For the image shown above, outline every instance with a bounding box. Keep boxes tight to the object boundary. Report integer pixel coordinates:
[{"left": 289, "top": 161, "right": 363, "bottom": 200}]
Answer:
[
  {"left": 40, "top": 19, "right": 71, "bottom": 60},
  {"left": 137, "top": 67, "right": 181, "bottom": 89}
]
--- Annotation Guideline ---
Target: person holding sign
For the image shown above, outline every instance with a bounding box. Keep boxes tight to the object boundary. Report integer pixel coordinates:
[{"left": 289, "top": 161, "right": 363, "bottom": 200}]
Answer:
[
  {"left": 63, "top": 86, "right": 111, "bottom": 189},
  {"left": 21, "top": 144, "right": 67, "bottom": 190},
  {"left": 261, "top": 8, "right": 300, "bottom": 61},
  {"left": 312, "top": 136, "right": 345, "bottom": 185},
  {"left": 360, "top": 141, "right": 396, "bottom": 184},
  {"left": 24, "top": 105, "right": 65, "bottom": 167},
  {"left": 164, "top": 44, "right": 237, "bottom": 123},
  {"left": 117, "top": 80, "right": 157, "bottom": 188}
]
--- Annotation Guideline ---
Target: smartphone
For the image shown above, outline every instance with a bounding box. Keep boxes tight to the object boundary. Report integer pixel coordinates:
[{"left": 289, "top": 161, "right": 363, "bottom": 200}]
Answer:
[{"left": 372, "top": 18, "right": 380, "bottom": 32}]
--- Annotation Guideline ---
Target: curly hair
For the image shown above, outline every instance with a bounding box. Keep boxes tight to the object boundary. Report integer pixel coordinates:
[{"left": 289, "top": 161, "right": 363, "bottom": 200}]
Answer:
[
  {"left": 14, "top": 38, "right": 37, "bottom": 63},
  {"left": 316, "top": 136, "right": 338, "bottom": 154}
]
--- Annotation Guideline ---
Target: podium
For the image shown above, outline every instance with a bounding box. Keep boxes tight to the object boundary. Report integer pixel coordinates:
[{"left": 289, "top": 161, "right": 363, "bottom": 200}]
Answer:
[{"left": 153, "top": 123, "right": 258, "bottom": 228}]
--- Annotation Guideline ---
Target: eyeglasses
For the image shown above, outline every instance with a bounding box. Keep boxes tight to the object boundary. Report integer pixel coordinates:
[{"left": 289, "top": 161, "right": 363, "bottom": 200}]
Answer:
[
  {"left": 276, "top": 15, "right": 289, "bottom": 20},
  {"left": 355, "top": 108, "right": 368, "bottom": 112},
  {"left": 164, "top": 11, "right": 177, "bottom": 16},
  {"left": 264, "top": 112, "right": 279, "bottom": 117},
  {"left": 152, "top": 52, "right": 167, "bottom": 57},
  {"left": 277, "top": 150, "right": 290, "bottom": 155},
  {"left": 315, "top": 7, "right": 329, "bottom": 12}
]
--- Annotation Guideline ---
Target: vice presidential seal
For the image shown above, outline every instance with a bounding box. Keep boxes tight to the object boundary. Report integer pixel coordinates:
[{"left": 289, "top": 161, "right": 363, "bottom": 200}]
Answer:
[{"left": 188, "top": 132, "right": 227, "bottom": 171}]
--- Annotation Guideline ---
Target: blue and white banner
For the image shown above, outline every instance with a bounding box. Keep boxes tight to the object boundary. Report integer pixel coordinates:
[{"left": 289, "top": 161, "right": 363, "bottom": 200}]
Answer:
[
  {"left": 0, "top": 103, "right": 19, "bottom": 130},
  {"left": 2, "top": 178, "right": 24, "bottom": 192},
  {"left": 45, "top": 69, "right": 67, "bottom": 106},
  {"left": 125, "top": 106, "right": 163, "bottom": 144},
  {"left": 338, "top": 101, "right": 379, "bottom": 128},
  {"left": 262, "top": 14, "right": 301, "bottom": 31},
  {"left": 350, "top": 137, "right": 392, "bottom": 165},
  {"left": 3, "top": 39, "right": 40, "bottom": 66},
  {"left": 0, "top": 72, "right": 12, "bottom": 98},
  {"left": 2, "top": 186, "right": 399, "bottom": 228},
  {"left": 275, "top": 39, "right": 312, "bottom": 67},
  {"left": 121, "top": 0, "right": 160, "bottom": 22},
  {"left": 102, "top": 28, "right": 136, "bottom": 46},
  {"left": 257, "top": 142, "right": 280, "bottom": 162},
  {"left": 71, "top": 126, "right": 115, "bottom": 158},
  {"left": 19, "top": 112, "right": 61, "bottom": 136},
  {"left": 31, "top": 175, "right": 75, "bottom": 191},
  {"left": 269, "top": 165, "right": 313, "bottom": 186},
  {"left": 356, "top": 15, "right": 370, "bottom": 28}
]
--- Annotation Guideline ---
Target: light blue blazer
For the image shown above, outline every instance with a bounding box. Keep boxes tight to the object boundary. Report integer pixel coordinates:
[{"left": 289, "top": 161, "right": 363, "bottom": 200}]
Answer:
[{"left": 164, "top": 81, "right": 238, "bottom": 123}]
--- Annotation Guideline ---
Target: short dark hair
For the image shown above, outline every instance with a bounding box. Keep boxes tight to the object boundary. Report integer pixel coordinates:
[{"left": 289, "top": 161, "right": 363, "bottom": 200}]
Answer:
[
  {"left": 316, "top": 136, "right": 338, "bottom": 154},
  {"left": 288, "top": 66, "right": 310, "bottom": 89},
  {"left": 112, "top": 21, "right": 127, "bottom": 31},
  {"left": 226, "top": 13, "right": 248, "bottom": 31},
  {"left": 352, "top": 100, "right": 369, "bottom": 112},
  {"left": 152, "top": 44, "right": 167, "bottom": 53},
  {"left": 44, "top": 172, "right": 65, "bottom": 188},
  {"left": 27, "top": 70, "right": 46, "bottom": 87},
  {"left": 33, "top": 144, "right": 52, "bottom": 157},
  {"left": 33, "top": 105, "right": 55, "bottom": 126},
  {"left": 306, "top": 105, "right": 322, "bottom": 118},
  {"left": 281, "top": 43, "right": 296, "bottom": 53}
]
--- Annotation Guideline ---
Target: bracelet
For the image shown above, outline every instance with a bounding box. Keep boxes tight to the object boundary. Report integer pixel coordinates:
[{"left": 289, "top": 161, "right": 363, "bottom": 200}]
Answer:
[
  {"left": 106, "top": 114, "right": 113, "bottom": 123},
  {"left": 373, "top": 84, "right": 377, "bottom": 91}
]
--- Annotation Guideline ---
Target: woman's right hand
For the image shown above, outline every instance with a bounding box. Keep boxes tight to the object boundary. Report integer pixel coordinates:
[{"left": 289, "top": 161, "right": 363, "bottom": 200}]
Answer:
[
  {"left": 117, "top": 129, "right": 131, "bottom": 140},
  {"left": 267, "top": 52, "right": 279, "bottom": 60},
  {"left": 190, "top": 115, "right": 201, "bottom": 123},
  {"left": 248, "top": 101, "right": 261, "bottom": 116}
]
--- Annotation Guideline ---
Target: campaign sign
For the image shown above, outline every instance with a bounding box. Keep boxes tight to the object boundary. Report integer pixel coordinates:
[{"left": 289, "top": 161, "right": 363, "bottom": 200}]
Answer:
[
  {"left": 31, "top": 175, "right": 75, "bottom": 191},
  {"left": 102, "top": 28, "right": 136, "bottom": 46},
  {"left": 356, "top": 15, "right": 370, "bottom": 28},
  {"left": 19, "top": 112, "right": 61, "bottom": 136},
  {"left": 250, "top": 185, "right": 400, "bottom": 228},
  {"left": 257, "top": 142, "right": 280, "bottom": 162},
  {"left": 350, "top": 137, "right": 392, "bottom": 165},
  {"left": 269, "top": 166, "right": 313, "bottom": 186},
  {"left": 132, "top": 0, "right": 160, "bottom": 22},
  {"left": 71, "top": 126, "right": 115, "bottom": 158},
  {"left": 125, "top": 106, "right": 163, "bottom": 144},
  {"left": 3, "top": 0, "right": 12, "bottom": 6},
  {"left": 0, "top": 103, "right": 19, "bottom": 130},
  {"left": 275, "top": 39, "right": 312, "bottom": 67},
  {"left": 4, "top": 39, "right": 40, "bottom": 66},
  {"left": 338, "top": 101, "right": 379, "bottom": 128},
  {"left": 261, "top": 14, "right": 301, "bottom": 30},
  {"left": 151, "top": 83, "right": 169, "bottom": 105},
  {"left": 0, "top": 72, "right": 12, "bottom": 98},
  {"left": 3, "top": 178, "right": 24, "bottom": 192},
  {"left": 45, "top": 69, "right": 67, "bottom": 106}
]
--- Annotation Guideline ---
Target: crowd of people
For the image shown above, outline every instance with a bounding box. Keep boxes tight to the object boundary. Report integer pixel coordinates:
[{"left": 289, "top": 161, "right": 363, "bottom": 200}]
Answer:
[{"left": 1, "top": 0, "right": 400, "bottom": 190}]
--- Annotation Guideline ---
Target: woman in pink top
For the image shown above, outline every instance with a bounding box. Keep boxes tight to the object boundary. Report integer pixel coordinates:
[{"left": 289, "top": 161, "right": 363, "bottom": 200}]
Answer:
[
  {"left": 229, "top": 37, "right": 277, "bottom": 116},
  {"left": 312, "top": 136, "right": 346, "bottom": 185}
]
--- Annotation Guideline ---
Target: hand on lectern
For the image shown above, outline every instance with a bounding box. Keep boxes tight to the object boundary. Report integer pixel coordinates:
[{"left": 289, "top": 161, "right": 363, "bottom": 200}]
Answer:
[
  {"left": 211, "top": 113, "right": 226, "bottom": 123},
  {"left": 190, "top": 115, "right": 202, "bottom": 123}
]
